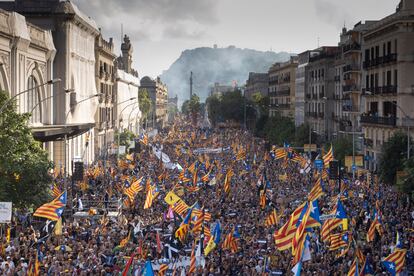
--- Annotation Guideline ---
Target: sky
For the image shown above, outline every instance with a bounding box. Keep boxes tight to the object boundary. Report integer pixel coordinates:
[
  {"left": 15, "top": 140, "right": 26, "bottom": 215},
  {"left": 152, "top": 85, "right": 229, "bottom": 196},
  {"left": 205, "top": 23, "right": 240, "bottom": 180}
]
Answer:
[{"left": 72, "top": 0, "right": 399, "bottom": 78}]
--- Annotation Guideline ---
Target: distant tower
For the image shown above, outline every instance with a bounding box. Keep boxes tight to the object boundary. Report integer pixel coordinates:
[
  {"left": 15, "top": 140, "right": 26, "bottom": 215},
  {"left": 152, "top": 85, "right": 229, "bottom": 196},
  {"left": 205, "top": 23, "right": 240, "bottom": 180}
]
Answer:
[
  {"left": 190, "top": 71, "right": 193, "bottom": 99},
  {"left": 120, "top": 35, "right": 133, "bottom": 73}
]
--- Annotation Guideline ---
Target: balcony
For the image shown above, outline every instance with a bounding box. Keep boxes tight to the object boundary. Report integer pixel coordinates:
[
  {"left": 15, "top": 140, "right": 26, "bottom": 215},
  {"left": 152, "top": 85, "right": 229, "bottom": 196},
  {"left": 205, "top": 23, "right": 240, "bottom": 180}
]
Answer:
[
  {"left": 305, "top": 94, "right": 311, "bottom": 100},
  {"left": 343, "top": 64, "right": 360, "bottom": 73},
  {"left": 318, "top": 112, "right": 324, "bottom": 118},
  {"left": 277, "top": 89, "right": 290, "bottom": 96},
  {"left": 343, "top": 85, "right": 360, "bottom": 93},
  {"left": 362, "top": 85, "right": 397, "bottom": 96},
  {"left": 334, "top": 75, "right": 341, "bottom": 82},
  {"left": 342, "top": 105, "right": 359, "bottom": 113},
  {"left": 363, "top": 53, "right": 398, "bottom": 69},
  {"left": 277, "top": 103, "right": 291, "bottom": 109},
  {"left": 360, "top": 115, "right": 396, "bottom": 126},
  {"left": 269, "top": 92, "right": 277, "bottom": 97},
  {"left": 343, "top": 43, "right": 361, "bottom": 54}
]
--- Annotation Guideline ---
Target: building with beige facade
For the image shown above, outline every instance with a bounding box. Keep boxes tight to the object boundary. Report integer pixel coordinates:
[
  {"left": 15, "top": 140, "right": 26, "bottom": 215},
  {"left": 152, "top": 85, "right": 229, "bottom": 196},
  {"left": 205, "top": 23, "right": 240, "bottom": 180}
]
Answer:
[
  {"left": 361, "top": 0, "right": 414, "bottom": 171},
  {"left": 0, "top": 8, "right": 56, "bottom": 155},
  {"left": 268, "top": 57, "right": 298, "bottom": 118},
  {"left": 244, "top": 72, "right": 268, "bottom": 100},
  {"left": 1, "top": 0, "right": 101, "bottom": 173},
  {"left": 94, "top": 32, "right": 116, "bottom": 158},
  {"left": 140, "top": 76, "right": 168, "bottom": 130},
  {"left": 305, "top": 47, "right": 339, "bottom": 142}
]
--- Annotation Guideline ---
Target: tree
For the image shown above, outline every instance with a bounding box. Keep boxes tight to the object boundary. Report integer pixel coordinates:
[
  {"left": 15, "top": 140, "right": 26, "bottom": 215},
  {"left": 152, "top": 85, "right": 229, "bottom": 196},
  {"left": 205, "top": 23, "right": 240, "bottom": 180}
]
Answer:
[
  {"left": 330, "top": 136, "right": 353, "bottom": 165},
  {"left": 206, "top": 95, "right": 221, "bottom": 127},
  {"left": 398, "top": 157, "right": 414, "bottom": 199},
  {"left": 138, "top": 88, "right": 152, "bottom": 129},
  {"left": 379, "top": 131, "right": 409, "bottom": 184},
  {"left": 263, "top": 114, "right": 295, "bottom": 146},
  {"left": 0, "top": 91, "right": 52, "bottom": 208},
  {"left": 181, "top": 100, "right": 190, "bottom": 115},
  {"left": 115, "top": 129, "right": 135, "bottom": 147},
  {"left": 188, "top": 94, "right": 201, "bottom": 125}
]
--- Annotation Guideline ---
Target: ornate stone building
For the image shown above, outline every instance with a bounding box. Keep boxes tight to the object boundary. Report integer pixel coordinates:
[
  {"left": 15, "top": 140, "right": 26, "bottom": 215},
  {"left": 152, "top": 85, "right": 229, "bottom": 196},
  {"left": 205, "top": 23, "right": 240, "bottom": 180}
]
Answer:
[
  {"left": 1, "top": 0, "right": 101, "bottom": 172},
  {"left": 0, "top": 8, "right": 56, "bottom": 154},
  {"left": 95, "top": 32, "right": 116, "bottom": 158},
  {"left": 140, "top": 76, "right": 168, "bottom": 129}
]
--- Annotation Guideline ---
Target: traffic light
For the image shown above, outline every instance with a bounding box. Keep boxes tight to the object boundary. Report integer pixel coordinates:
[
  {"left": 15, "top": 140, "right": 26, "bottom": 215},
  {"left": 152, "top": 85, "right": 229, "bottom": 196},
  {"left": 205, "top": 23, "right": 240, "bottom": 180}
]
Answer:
[
  {"left": 329, "top": 160, "right": 339, "bottom": 180},
  {"left": 73, "top": 161, "right": 84, "bottom": 181}
]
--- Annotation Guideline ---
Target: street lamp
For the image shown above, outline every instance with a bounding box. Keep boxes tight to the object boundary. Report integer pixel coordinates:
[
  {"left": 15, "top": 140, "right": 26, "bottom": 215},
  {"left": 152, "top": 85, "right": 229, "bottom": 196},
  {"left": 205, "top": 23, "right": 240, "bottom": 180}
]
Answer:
[
  {"left": 30, "top": 88, "right": 74, "bottom": 114},
  {"left": 64, "top": 93, "right": 102, "bottom": 177},
  {"left": 364, "top": 91, "right": 411, "bottom": 159},
  {"left": 0, "top": 78, "right": 61, "bottom": 115}
]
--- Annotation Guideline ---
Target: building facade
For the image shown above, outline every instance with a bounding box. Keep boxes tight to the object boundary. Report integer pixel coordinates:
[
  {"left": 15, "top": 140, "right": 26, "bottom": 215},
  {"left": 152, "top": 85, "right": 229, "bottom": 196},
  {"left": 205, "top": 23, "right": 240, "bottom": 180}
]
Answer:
[
  {"left": 209, "top": 83, "right": 235, "bottom": 97},
  {"left": 115, "top": 35, "right": 140, "bottom": 136},
  {"left": 305, "top": 47, "right": 339, "bottom": 142},
  {"left": 140, "top": 76, "right": 168, "bottom": 130},
  {"left": 361, "top": 0, "right": 414, "bottom": 171},
  {"left": 168, "top": 95, "right": 178, "bottom": 123},
  {"left": 295, "top": 52, "right": 310, "bottom": 126},
  {"left": 244, "top": 72, "right": 268, "bottom": 100},
  {"left": 1, "top": 0, "right": 101, "bottom": 172},
  {"left": 0, "top": 9, "right": 56, "bottom": 155},
  {"left": 268, "top": 57, "right": 298, "bottom": 118},
  {"left": 94, "top": 32, "right": 116, "bottom": 159}
]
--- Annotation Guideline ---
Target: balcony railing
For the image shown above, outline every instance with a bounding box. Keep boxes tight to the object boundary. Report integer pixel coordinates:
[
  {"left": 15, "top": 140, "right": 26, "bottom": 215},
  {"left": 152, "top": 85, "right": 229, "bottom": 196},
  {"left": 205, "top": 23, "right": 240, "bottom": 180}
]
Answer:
[
  {"left": 277, "top": 89, "right": 290, "bottom": 96},
  {"left": 318, "top": 112, "right": 324, "bottom": 118},
  {"left": 363, "top": 53, "right": 397, "bottom": 69},
  {"left": 277, "top": 104, "right": 291, "bottom": 109},
  {"left": 334, "top": 76, "right": 341, "bottom": 82},
  {"left": 343, "top": 85, "right": 360, "bottom": 93},
  {"left": 305, "top": 94, "right": 311, "bottom": 100},
  {"left": 362, "top": 85, "right": 397, "bottom": 95},
  {"left": 342, "top": 105, "right": 359, "bottom": 112},
  {"left": 360, "top": 115, "right": 396, "bottom": 126},
  {"left": 343, "top": 64, "right": 360, "bottom": 73},
  {"left": 343, "top": 43, "right": 361, "bottom": 53}
]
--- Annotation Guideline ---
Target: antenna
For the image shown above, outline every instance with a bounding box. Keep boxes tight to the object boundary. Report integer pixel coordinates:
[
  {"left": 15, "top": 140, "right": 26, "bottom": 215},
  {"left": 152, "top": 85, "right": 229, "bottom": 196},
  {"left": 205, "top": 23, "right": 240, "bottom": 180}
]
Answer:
[{"left": 190, "top": 71, "right": 193, "bottom": 99}]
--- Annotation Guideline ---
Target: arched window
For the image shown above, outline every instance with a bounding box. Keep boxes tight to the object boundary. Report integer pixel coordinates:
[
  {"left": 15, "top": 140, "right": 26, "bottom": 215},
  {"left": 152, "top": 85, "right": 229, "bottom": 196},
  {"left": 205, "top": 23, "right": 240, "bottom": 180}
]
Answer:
[{"left": 27, "top": 75, "right": 41, "bottom": 124}]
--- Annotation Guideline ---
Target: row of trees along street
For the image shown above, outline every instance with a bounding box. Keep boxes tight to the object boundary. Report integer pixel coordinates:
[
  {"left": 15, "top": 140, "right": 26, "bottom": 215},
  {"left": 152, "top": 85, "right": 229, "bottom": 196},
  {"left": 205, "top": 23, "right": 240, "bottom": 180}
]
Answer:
[{"left": 205, "top": 90, "right": 414, "bottom": 199}]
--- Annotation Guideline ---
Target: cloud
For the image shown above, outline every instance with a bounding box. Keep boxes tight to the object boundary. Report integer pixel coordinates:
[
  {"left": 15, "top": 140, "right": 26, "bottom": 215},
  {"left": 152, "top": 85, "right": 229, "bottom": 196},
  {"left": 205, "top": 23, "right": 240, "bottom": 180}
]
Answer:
[
  {"left": 313, "top": 0, "right": 351, "bottom": 28},
  {"left": 162, "top": 24, "right": 206, "bottom": 40}
]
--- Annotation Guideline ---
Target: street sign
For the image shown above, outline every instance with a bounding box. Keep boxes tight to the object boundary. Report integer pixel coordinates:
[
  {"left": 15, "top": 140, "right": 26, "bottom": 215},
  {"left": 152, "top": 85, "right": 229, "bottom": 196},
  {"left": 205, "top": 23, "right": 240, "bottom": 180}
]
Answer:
[
  {"left": 0, "top": 202, "right": 12, "bottom": 223},
  {"left": 315, "top": 159, "right": 323, "bottom": 170},
  {"left": 304, "top": 144, "right": 317, "bottom": 152}
]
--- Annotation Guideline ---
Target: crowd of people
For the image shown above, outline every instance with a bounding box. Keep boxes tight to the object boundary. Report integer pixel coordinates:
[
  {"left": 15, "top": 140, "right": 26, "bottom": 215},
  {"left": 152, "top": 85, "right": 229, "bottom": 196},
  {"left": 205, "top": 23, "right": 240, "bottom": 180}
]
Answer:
[{"left": 1, "top": 116, "right": 414, "bottom": 275}]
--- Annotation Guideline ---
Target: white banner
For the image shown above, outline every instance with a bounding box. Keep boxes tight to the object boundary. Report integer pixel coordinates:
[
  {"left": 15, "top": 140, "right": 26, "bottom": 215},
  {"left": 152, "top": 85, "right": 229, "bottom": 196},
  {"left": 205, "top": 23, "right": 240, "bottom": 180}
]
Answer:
[
  {"left": 0, "top": 202, "right": 12, "bottom": 223},
  {"left": 193, "top": 146, "right": 231, "bottom": 154}
]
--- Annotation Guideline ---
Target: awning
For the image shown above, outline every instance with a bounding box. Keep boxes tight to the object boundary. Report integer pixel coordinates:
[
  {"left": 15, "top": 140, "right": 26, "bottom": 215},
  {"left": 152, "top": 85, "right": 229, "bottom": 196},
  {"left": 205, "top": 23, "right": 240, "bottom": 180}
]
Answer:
[{"left": 31, "top": 123, "right": 95, "bottom": 142}]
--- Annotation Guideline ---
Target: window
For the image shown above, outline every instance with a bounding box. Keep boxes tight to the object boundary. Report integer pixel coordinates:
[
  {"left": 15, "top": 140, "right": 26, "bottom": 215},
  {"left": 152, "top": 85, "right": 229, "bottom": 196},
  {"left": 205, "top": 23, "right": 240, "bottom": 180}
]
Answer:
[
  {"left": 387, "top": 41, "right": 391, "bottom": 55},
  {"left": 383, "top": 43, "right": 386, "bottom": 57},
  {"left": 394, "top": 70, "right": 398, "bottom": 86},
  {"left": 27, "top": 75, "right": 41, "bottom": 124},
  {"left": 387, "top": 71, "right": 392, "bottom": 86},
  {"left": 394, "top": 39, "right": 398, "bottom": 54},
  {"left": 365, "top": 49, "right": 370, "bottom": 62},
  {"left": 375, "top": 46, "right": 379, "bottom": 58}
]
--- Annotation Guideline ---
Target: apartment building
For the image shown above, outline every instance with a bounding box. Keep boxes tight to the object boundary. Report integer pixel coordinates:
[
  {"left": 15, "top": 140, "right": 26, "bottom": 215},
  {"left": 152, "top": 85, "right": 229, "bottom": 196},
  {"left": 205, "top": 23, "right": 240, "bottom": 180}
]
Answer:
[
  {"left": 305, "top": 47, "right": 340, "bottom": 142},
  {"left": 268, "top": 57, "right": 298, "bottom": 118},
  {"left": 361, "top": 0, "right": 414, "bottom": 171}
]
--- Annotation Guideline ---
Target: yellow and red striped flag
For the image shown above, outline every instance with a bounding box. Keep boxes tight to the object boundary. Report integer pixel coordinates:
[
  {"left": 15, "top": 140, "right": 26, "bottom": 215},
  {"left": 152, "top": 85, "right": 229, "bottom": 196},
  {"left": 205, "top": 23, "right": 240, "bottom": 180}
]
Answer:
[
  {"left": 143, "top": 186, "right": 155, "bottom": 209},
  {"left": 33, "top": 191, "right": 67, "bottom": 221},
  {"left": 189, "top": 241, "right": 196, "bottom": 273},
  {"left": 323, "top": 145, "right": 334, "bottom": 168},
  {"left": 308, "top": 178, "right": 324, "bottom": 201},
  {"left": 265, "top": 209, "right": 279, "bottom": 227},
  {"left": 367, "top": 217, "right": 382, "bottom": 242},
  {"left": 347, "top": 258, "right": 358, "bottom": 276},
  {"left": 124, "top": 177, "right": 143, "bottom": 202},
  {"left": 158, "top": 264, "right": 168, "bottom": 276}
]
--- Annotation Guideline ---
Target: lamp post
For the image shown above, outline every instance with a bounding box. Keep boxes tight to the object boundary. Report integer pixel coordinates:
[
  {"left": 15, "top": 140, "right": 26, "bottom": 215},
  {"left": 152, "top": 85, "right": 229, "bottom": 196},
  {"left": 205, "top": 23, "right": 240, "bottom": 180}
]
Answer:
[
  {"left": 30, "top": 88, "right": 74, "bottom": 115},
  {"left": 117, "top": 101, "right": 138, "bottom": 159},
  {"left": 64, "top": 93, "right": 102, "bottom": 178},
  {"left": 0, "top": 78, "right": 61, "bottom": 115}
]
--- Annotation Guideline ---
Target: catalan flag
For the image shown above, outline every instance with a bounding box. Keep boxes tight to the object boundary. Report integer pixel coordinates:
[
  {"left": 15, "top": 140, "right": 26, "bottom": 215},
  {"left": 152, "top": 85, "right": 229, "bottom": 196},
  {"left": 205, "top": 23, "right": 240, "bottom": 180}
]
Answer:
[
  {"left": 139, "top": 133, "right": 148, "bottom": 146},
  {"left": 367, "top": 217, "right": 382, "bottom": 242},
  {"left": 189, "top": 241, "right": 196, "bottom": 273},
  {"left": 224, "top": 169, "right": 233, "bottom": 194},
  {"left": 158, "top": 264, "right": 168, "bottom": 276},
  {"left": 172, "top": 200, "right": 189, "bottom": 217},
  {"left": 51, "top": 183, "right": 61, "bottom": 198},
  {"left": 321, "top": 200, "right": 347, "bottom": 242},
  {"left": 308, "top": 178, "right": 325, "bottom": 201},
  {"left": 175, "top": 208, "right": 193, "bottom": 242},
  {"left": 382, "top": 249, "right": 406, "bottom": 276},
  {"left": 275, "top": 148, "right": 287, "bottom": 160},
  {"left": 222, "top": 227, "right": 240, "bottom": 253},
  {"left": 274, "top": 203, "right": 306, "bottom": 251},
  {"left": 201, "top": 171, "right": 211, "bottom": 183},
  {"left": 143, "top": 185, "right": 157, "bottom": 209},
  {"left": 124, "top": 177, "right": 143, "bottom": 201},
  {"left": 188, "top": 161, "right": 197, "bottom": 174},
  {"left": 259, "top": 190, "right": 266, "bottom": 209},
  {"left": 323, "top": 145, "right": 334, "bottom": 168},
  {"left": 347, "top": 258, "right": 359, "bottom": 276},
  {"left": 265, "top": 209, "right": 279, "bottom": 227},
  {"left": 328, "top": 232, "right": 349, "bottom": 251},
  {"left": 33, "top": 191, "right": 67, "bottom": 221},
  {"left": 292, "top": 205, "right": 311, "bottom": 257}
]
